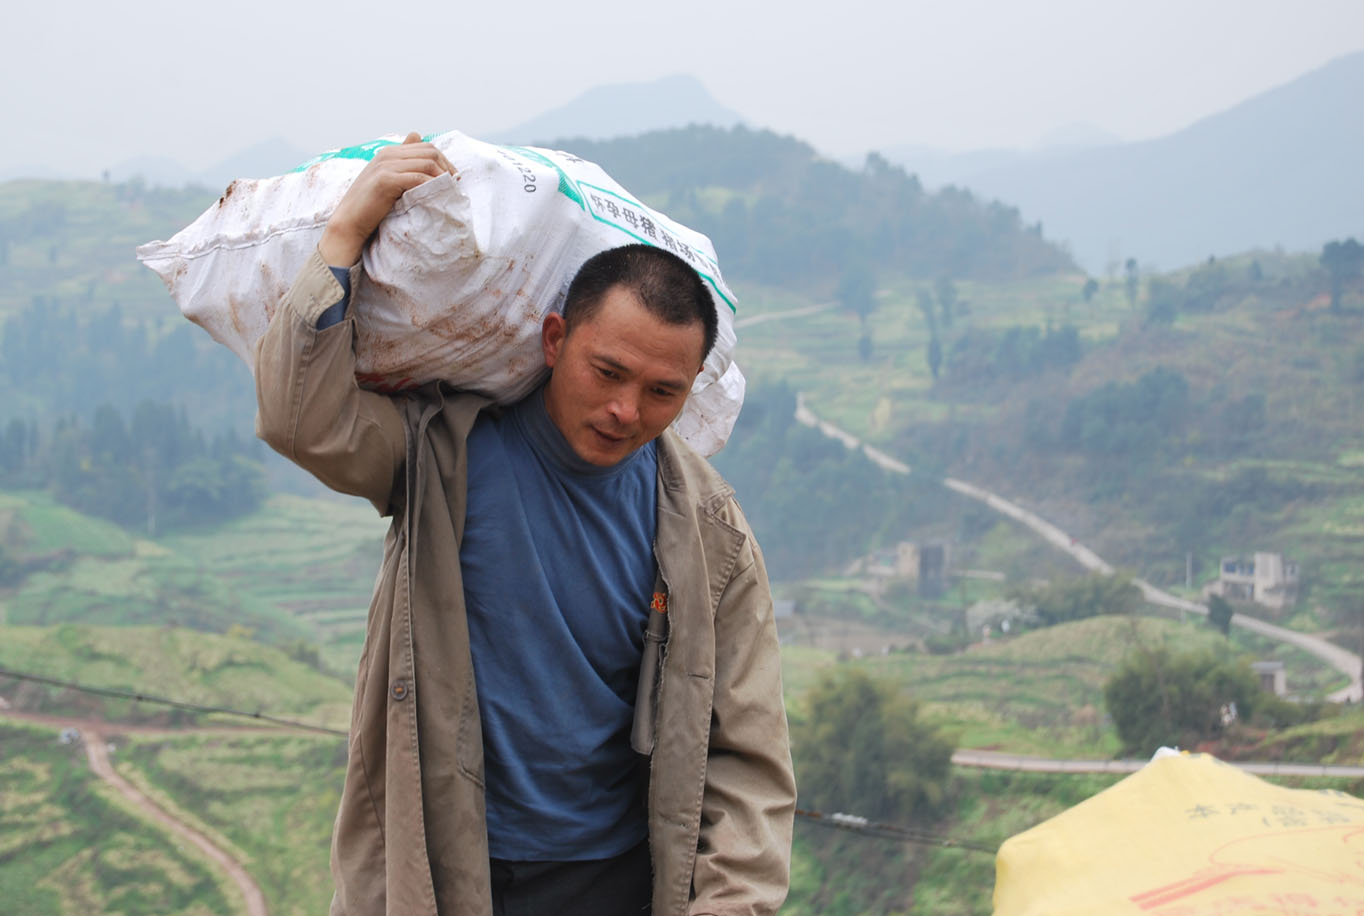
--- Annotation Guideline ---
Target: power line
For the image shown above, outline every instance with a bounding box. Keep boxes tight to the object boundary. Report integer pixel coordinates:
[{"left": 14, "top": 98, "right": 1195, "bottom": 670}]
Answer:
[
  {"left": 795, "top": 808, "right": 996, "bottom": 855},
  {"left": 0, "top": 666, "right": 347, "bottom": 737},
  {"left": 0, "top": 663, "right": 997, "bottom": 854}
]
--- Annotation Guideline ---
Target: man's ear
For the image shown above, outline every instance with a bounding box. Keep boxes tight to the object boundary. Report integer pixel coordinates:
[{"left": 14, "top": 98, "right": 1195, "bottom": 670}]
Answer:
[{"left": 542, "top": 312, "right": 567, "bottom": 369}]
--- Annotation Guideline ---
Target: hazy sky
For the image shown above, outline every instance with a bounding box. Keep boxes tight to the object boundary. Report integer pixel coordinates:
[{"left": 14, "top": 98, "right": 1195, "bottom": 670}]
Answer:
[{"left": 7, "top": 0, "right": 1362, "bottom": 178}]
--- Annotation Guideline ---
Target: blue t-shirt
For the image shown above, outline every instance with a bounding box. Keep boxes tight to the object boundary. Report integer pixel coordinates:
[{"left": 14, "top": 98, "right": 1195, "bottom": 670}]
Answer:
[{"left": 460, "top": 388, "right": 657, "bottom": 861}]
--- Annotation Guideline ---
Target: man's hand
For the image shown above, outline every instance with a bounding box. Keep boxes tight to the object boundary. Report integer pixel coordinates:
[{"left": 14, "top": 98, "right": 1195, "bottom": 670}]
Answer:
[{"left": 318, "top": 132, "right": 455, "bottom": 267}]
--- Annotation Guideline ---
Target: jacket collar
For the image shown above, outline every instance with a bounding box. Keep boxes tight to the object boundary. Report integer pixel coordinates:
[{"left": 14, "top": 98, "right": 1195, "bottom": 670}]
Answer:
[{"left": 655, "top": 428, "right": 732, "bottom": 517}]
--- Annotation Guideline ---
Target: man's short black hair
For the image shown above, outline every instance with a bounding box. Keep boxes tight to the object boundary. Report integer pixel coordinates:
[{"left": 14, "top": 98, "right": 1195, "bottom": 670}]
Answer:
[{"left": 562, "top": 244, "right": 717, "bottom": 363}]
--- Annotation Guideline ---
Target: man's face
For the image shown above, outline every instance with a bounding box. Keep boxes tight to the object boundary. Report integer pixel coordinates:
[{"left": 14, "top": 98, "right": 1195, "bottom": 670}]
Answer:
[{"left": 541, "top": 284, "right": 706, "bottom": 466}]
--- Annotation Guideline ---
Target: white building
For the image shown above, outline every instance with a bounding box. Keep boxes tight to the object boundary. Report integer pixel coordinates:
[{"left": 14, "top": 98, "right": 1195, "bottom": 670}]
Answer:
[{"left": 1205, "top": 552, "right": 1298, "bottom": 611}]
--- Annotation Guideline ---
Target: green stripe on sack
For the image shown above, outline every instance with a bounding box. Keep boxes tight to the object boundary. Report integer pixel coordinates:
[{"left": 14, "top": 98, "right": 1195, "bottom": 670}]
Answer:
[
  {"left": 292, "top": 134, "right": 440, "bottom": 171},
  {"left": 576, "top": 183, "right": 736, "bottom": 314},
  {"left": 288, "top": 137, "right": 735, "bottom": 315},
  {"left": 502, "top": 146, "right": 586, "bottom": 210}
]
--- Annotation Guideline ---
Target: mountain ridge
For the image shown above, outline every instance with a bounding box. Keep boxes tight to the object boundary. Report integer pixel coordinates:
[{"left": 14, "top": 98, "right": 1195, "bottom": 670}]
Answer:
[
  {"left": 489, "top": 73, "right": 745, "bottom": 145},
  {"left": 888, "top": 51, "right": 1364, "bottom": 272}
]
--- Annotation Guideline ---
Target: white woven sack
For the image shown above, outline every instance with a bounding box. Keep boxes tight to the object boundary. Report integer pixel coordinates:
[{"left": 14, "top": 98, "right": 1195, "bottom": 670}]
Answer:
[{"left": 137, "top": 130, "right": 744, "bottom": 456}]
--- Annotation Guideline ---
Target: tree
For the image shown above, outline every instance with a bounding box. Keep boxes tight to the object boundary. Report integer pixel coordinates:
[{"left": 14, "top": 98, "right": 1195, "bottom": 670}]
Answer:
[
  {"left": 1082, "top": 277, "right": 1098, "bottom": 304},
  {"left": 1103, "top": 646, "right": 1261, "bottom": 755},
  {"left": 927, "top": 334, "right": 942, "bottom": 380},
  {"left": 1009, "top": 573, "right": 1144, "bottom": 627},
  {"left": 916, "top": 288, "right": 938, "bottom": 334},
  {"left": 857, "top": 332, "right": 872, "bottom": 362},
  {"left": 1207, "top": 594, "right": 1234, "bottom": 637},
  {"left": 0, "top": 545, "right": 20, "bottom": 587},
  {"left": 1124, "top": 258, "right": 1139, "bottom": 309},
  {"left": 1321, "top": 238, "right": 1364, "bottom": 311},
  {"left": 934, "top": 276, "right": 958, "bottom": 328},
  {"left": 0, "top": 418, "right": 28, "bottom": 478},
  {"left": 793, "top": 668, "right": 954, "bottom": 823},
  {"left": 837, "top": 265, "right": 877, "bottom": 326},
  {"left": 1060, "top": 367, "right": 1189, "bottom": 457},
  {"left": 1144, "top": 280, "right": 1178, "bottom": 326},
  {"left": 1182, "top": 257, "right": 1229, "bottom": 312}
]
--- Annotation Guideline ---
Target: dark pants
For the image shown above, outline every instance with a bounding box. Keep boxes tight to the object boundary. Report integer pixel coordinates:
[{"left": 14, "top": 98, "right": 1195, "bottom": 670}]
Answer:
[{"left": 489, "top": 839, "right": 652, "bottom": 916}]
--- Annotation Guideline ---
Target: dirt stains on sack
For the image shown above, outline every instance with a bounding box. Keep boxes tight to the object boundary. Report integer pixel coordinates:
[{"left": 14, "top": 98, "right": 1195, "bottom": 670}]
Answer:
[
  {"left": 419, "top": 308, "right": 506, "bottom": 346},
  {"left": 259, "top": 263, "right": 279, "bottom": 322},
  {"left": 217, "top": 180, "right": 239, "bottom": 209},
  {"left": 227, "top": 293, "right": 247, "bottom": 338},
  {"left": 356, "top": 318, "right": 405, "bottom": 371}
]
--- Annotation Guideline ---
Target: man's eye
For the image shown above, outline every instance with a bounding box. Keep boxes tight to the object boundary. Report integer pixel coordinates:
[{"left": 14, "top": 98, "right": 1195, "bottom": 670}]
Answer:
[{"left": 597, "top": 367, "right": 619, "bottom": 380}]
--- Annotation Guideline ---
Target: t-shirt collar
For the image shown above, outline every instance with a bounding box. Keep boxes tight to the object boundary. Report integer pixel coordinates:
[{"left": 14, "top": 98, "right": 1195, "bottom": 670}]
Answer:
[{"left": 515, "top": 386, "right": 650, "bottom": 478}]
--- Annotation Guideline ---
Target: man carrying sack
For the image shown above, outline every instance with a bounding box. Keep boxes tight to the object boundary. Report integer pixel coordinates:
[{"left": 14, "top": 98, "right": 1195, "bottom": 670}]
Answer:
[{"left": 255, "top": 133, "right": 795, "bottom": 916}]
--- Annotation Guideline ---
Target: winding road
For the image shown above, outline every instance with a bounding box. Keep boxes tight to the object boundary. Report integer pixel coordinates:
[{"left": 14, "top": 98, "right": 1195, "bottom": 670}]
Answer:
[
  {"left": 793, "top": 393, "right": 1364, "bottom": 703},
  {"left": 78, "top": 723, "right": 269, "bottom": 916}
]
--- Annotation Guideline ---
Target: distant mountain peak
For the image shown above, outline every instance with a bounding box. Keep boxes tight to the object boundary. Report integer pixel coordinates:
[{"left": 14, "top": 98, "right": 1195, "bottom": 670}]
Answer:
[
  {"left": 1032, "top": 122, "right": 1123, "bottom": 152},
  {"left": 490, "top": 74, "right": 746, "bottom": 145},
  {"left": 886, "top": 49, "right": 1364, "bottom": 272}
]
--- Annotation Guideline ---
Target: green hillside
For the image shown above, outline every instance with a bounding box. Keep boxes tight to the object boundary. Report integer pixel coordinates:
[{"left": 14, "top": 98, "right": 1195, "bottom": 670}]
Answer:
[
  {"left": 0, "top": 179, "right": 213, "bottom": 321},
  {"left": 2, "top": 608, "right": 1360, "bottom": 914},
  {"left": 1, "top": 489, "right": 385, "bottom": 674},
  {"left": 783, "top": 613, "right": 1349, "bottom": 759},
  {"left": 734, "top": 247, "right": 1364, "bottom": 632},
  {"left": 117, "top": 730, "right": 343, "bottom": 915},
  {"left": 0, "top": 624, "right": 352, "bottom": 729},
  {"left": 2, "top": 134, "right": 1361, "bottom": 914},
  {"left": 0, "top": 720, "right": 236, "bottom": 916},
  {"left": 554, "top": 124, "right": 1074, "bottom": 285}
]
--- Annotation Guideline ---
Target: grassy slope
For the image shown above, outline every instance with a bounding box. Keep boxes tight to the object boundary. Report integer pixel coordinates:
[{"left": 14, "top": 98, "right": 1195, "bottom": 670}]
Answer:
[
  {"left": 783, "top": 612, "right": 1351, "bottom": 758},
  {"left": 0, "top": 610, "right": 1357, "bottom": 914},
  {"left": 116, "top": 731, "right": 345, "bottom": 916},
  {"left": 1, "top": 489, "right": 386, "bottom": 673},
  {"left": 165, "top": 493, "right": 387, "bottom": 674},
  {"left": 0, "top": 624, "right": 353, "bottom": 729},
  {"left": 0, "top": 720, "right": 234, "bottom": 916},
  {"left": 0, "top": 179, "right": 215, "bottom": 322},
  {"left": 733, "top": 253, "right": 1364, "bottom": 630},
  {"left": 5, "top": 195, "right": 1362, "bottom": 908},
  {"left": 0, "top": 613, "right": 350, "bottom": 914}
]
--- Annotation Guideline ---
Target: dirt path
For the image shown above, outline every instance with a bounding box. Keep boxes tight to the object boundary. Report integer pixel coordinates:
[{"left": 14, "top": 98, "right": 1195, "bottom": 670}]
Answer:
[
  {"left": 733, "top": 302, "right": 833, "bottom": 329},
  {"left": 792, "top": 395, "right": 1364, "bottom": 702},
  {"left": 79, "top": 725, "right": 269, "bottom": 916}
]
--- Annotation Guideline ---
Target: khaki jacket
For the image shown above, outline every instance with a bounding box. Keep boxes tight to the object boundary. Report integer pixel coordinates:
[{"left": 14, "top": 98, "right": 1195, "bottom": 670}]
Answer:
[{"left": 255, "top": 251, "right": 796, "bottom": 916}]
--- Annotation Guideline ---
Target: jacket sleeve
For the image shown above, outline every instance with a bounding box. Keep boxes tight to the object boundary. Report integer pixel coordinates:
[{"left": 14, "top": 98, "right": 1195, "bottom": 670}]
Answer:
[
  {"left": 255, "top": 248, "right": 408, "bottom": 514},
  {"left": 690, "top": 506, "right": 797, "bottom": 916}
]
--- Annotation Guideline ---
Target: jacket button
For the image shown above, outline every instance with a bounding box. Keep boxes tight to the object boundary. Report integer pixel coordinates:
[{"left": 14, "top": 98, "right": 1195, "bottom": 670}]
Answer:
[{"left": 390, "top": 680, "right": 409, "bottom": 701}]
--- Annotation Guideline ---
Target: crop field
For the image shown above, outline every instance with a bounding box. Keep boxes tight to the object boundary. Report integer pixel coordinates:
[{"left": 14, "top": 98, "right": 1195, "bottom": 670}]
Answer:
[
  {"left": 733, "top": 270, "right": 1118, "bottom": 446},
  {"left": 0, "top": 624, "right": 353, "bottom": 729},
  {"left": 117, "top": 730, "right": 345, "bottom": 916},
  {"left": 1, "top": 605, "right": 1357, "bottom": 914},
  {"left": 167, "top": 493, "right": 386, "bottom": 672},
  {"left": 0, "top": 490, "right": 136, "bottom": 556},
  {"left": 0, "top": 721, "right": 234, "bottom": 916},
  {"left": 1230, "top": 708, "right": 1364, "bottom": 768},
  {"left": 0, "top": 180, "right": 213, "bottom": 321},
  {"left": 2, "top": 489, "right": 385, "bottom": 671},
  {"left": 780, "top": 612, "right": 1341, "bottom": 758}
]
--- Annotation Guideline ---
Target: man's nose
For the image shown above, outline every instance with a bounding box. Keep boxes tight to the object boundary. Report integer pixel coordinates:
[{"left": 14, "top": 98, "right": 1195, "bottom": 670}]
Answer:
[{"left": 609, "top": 390, "right": 640, "bottom": 426}]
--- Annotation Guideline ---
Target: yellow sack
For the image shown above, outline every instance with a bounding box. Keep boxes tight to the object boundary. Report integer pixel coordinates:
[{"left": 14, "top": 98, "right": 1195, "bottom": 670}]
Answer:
[{"left": 994, "top": 751, "right": 1364, "bottom": 914}]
